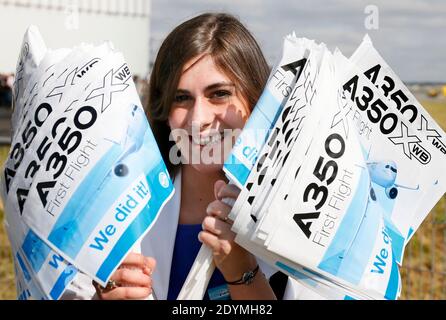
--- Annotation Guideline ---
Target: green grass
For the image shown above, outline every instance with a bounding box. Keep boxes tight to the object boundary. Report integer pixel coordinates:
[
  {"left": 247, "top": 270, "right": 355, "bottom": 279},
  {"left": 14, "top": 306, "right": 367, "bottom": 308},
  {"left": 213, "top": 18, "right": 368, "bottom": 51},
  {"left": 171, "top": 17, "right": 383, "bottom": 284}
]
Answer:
[
  {"left": 420, "top": 100, "right": 446, "bottom": 132},
  {"left": 400, "top": 199, "right": 446, "bottom": 299},
  {"left": 0, "top": 208, "right": 15, "bottom": 300},
  {"left": 0, "top": 99, "right": 445, "bottom": 299},
  {"left": 0, "top": 146, "right": 15, "bottom": 300},
  {"left": 399, "top": 99, "right": 446, "bottom": 299}
]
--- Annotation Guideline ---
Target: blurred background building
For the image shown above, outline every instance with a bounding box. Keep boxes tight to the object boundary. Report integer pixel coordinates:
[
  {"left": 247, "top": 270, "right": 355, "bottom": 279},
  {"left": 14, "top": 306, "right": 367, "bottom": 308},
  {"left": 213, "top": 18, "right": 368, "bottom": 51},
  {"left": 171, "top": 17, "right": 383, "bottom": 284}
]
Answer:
[
  {"left": 0, "top": 0, "right": 152, "bottom": 142},
  {"left": 0, "top": 0, "right": 151, "bottom": 78}
]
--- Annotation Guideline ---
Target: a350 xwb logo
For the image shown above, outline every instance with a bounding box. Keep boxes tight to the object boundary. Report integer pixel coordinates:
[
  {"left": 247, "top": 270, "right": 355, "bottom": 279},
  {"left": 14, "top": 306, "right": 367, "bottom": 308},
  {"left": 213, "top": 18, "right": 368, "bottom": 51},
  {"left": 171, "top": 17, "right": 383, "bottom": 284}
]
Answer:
[{"left": 389, "top": 122, "right": 431, "bottom": 164}]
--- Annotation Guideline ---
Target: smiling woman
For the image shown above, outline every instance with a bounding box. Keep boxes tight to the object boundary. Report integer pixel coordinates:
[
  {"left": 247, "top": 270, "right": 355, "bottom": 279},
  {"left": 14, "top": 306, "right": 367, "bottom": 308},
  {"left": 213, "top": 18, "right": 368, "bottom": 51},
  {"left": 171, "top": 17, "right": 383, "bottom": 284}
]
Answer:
[
  {"left": 148, "top": 12, "right": 270, "bottom": 176},
  {"left": 143, "top": 12, "right": 278, "bottom": 300}
]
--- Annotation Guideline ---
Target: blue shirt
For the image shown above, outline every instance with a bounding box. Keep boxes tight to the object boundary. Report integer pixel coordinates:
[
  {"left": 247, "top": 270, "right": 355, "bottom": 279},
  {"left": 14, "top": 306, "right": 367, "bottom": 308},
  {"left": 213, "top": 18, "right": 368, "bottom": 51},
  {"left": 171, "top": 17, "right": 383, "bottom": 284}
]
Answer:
[{"left": 167, "top": 224, "right": 229, "bottom": 300}]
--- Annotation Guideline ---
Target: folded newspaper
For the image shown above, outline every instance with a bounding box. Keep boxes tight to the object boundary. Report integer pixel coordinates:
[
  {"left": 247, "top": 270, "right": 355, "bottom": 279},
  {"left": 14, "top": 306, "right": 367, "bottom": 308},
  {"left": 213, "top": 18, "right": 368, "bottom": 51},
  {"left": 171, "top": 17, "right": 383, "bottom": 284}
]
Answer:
[
  {"left": 182, "top": 34, "right": 446, "bottom": 300},
  {"left": 1, "top": 26, "right": 175, "bottom": 300}
]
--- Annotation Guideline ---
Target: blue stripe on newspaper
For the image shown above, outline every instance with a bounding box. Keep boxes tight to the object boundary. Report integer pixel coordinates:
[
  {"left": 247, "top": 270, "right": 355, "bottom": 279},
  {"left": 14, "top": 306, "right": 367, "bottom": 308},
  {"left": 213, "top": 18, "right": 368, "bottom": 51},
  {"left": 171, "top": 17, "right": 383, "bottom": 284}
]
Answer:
[
  {"left": 275, "top": 261, "right": 318, "bottom": 288},
  {"left": 16, "top": 252, "right": 31, "bottom": 282},
  {"left": 275, "top": 261, "right": 306, "bottom": 280},
  {"left": 48, "top": 144, "right": 123, "bottom": 258},
  {"left": 255, "top": 89, "right": 283, "bottom": 123},
  {"left": 383, "top": 218, "right": 405, "bottom": 265},
  {"left": 318, "top": 169, "right": 373, "bottom": 284},
  {"left": 385, "top": 256, "right": 400, "bottom": 300},
  {"left": 49, "top": 265, "right": 77, "bottom": 300},
  {"left": 337, "top": 200, "right": 380, "bottom": 284},
  {"left": 407, "top": 227, "right": 414, "bottom": 240},
  {"left": 96, "top": 162, "right": 173, "bottom": 282},
  {"left": 21, "top": 233, "right": 74, "bottom": 299},
  {"left": 224, "top": 154, "right": 250, "bottom": 186},
  {"left": 373, "top": 182, "right": 404, "bottom": 264},
  {"left": 223, "top": 90, "right": 280, "bottom": 186},
  {"left": 22, "top": 229, "right": 51, "bottom": 273},
  {"left": 344, "top": 295, "right": 356, "bottom": 300}
]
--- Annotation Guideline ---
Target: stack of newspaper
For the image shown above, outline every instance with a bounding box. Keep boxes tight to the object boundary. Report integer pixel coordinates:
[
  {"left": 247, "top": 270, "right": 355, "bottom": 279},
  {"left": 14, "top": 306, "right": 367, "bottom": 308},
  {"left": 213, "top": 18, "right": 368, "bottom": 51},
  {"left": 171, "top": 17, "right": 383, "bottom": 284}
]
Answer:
[
  {"left": 1, "top": 26, "right": 174, "bottom": 300},
  {"left": 181, "top": 34, "right": 446, "bottom": 300}
]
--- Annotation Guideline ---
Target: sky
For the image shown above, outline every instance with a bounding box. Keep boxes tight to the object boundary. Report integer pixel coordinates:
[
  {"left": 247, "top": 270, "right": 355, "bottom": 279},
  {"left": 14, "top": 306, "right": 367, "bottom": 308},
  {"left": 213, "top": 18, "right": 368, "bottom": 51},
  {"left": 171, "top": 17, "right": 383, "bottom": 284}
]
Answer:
[{"left": 150, "top": 0, "right": 446, "bottom": 83}]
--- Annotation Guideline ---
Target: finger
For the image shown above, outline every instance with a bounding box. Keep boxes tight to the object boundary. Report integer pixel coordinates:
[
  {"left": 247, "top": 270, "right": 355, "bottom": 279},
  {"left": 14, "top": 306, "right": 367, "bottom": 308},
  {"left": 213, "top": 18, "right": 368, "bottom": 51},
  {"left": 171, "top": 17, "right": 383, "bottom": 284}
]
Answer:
[
  {"left": 202, "top": 216, "right": 233, "bottom": 237},
  {"left": 215, "top": 181, "right": 240, "bottom": 200},
  {"left": 214, "top": 180, "right": 227, "bottom": 200},
  {"left": 206, "top": 199, "right": 231, "bottom": 219},
  {"left": 112, "top": 268, "right": 152, "bottom": 288},
  {"left": 100, "top": 286, "right": 152, "bottom": 300},
  {"left": 121, "top": 252, "right": 147, "bottom": 268},
  {"left": 198, "top": 230, "right": 222, "bottom": 253},
  {"left": 121, "top": 253, "right": 155, "bottom": 271},
  {"left": 142, "top": 257, "right": 156, "bottom": 275},
  {"left": 199, "top": 230, "right": 234, "bottom": 255}
]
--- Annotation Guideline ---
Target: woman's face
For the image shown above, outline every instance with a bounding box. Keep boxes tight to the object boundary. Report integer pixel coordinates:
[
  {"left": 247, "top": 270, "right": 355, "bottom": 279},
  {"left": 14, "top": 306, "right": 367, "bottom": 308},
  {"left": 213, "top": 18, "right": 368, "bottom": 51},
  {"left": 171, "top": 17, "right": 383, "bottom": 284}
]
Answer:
[{"left": 168, "top": 54, "right": 250, "bottom": 173}]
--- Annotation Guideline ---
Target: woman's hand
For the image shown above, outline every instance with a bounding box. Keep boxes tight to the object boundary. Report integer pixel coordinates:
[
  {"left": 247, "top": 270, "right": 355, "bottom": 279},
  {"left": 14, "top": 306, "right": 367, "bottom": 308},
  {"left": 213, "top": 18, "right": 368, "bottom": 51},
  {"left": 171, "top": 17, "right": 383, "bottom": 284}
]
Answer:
[
  {"left": 93, "top": 252, "right": 156, "bottom": 300},
  {"left": 200, "top": 180, "right": 258, "bottom": 282}
]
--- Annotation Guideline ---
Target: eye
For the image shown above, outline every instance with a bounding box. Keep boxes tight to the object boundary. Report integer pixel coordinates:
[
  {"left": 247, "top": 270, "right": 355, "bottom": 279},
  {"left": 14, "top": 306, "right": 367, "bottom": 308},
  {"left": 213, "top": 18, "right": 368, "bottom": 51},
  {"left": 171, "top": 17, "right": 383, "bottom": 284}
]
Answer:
[
  {"left": 211, "top": 90, "right": 232, "bottom": 99},
  {"left": 174, "top": 94, "right": 191, "bottom": 103}
]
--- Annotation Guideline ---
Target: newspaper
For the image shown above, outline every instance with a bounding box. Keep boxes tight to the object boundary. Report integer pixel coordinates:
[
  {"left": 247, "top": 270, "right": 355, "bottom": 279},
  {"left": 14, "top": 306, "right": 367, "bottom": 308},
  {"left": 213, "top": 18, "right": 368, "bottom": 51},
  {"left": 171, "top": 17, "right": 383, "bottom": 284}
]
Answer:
[
  {"left": 232, "top": 36, "right": 444, "bottom": 299},
  {"left": 1, "top": 26, "right": 175, "bottom": 298},
  {"left": 181, "top": 34, "right": 445, "bottom": 300}
]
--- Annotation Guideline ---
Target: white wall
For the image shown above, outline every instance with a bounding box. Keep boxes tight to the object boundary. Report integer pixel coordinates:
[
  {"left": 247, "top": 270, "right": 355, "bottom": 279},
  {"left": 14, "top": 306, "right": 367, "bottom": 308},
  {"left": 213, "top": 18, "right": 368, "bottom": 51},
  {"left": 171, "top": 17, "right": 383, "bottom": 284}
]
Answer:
[{"left": 0, "top": 0, "right": 151, "bottom": 77}]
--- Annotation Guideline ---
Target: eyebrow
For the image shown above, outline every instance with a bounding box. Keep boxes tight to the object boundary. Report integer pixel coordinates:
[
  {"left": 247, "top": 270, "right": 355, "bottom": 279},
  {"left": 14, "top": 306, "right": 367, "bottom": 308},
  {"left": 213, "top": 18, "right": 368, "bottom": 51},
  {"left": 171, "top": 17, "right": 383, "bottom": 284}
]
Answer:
[{"left": 176, "top": 82, "right": 235, "bottom": 94}]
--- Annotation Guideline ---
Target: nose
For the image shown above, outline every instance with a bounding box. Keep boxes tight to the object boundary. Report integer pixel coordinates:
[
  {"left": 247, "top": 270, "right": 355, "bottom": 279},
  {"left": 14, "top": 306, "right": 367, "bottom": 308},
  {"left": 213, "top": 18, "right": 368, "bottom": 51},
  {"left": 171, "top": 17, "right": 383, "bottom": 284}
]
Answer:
[{"left": 188, "top": 96, "right": 215, "bottom": 131}]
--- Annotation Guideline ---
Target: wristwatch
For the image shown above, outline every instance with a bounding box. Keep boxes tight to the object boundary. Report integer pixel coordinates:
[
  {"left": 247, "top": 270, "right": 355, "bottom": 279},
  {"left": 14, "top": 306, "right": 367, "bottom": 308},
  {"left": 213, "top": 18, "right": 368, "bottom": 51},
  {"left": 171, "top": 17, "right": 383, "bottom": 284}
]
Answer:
[{"left": 225, "top": 265, "right": 260, "bottom": 285}]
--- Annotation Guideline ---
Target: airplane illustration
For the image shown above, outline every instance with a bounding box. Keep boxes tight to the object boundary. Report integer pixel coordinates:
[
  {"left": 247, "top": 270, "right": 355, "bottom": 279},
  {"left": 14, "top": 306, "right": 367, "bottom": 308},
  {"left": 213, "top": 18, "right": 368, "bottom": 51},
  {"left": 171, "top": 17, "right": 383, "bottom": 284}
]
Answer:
[
  {"left": 366, "top": 160, "right": 419, "bottom": 202},
  {"left": 113, "top": 104, "right": 149, "bottom": 177}
]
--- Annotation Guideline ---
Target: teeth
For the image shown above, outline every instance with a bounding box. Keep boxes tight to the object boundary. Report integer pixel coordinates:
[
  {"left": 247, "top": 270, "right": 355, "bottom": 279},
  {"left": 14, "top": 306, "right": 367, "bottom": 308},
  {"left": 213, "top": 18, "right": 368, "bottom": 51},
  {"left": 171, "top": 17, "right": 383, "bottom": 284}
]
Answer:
[{"left": 191, "top": 132, "right": 224, "bottom": 146}]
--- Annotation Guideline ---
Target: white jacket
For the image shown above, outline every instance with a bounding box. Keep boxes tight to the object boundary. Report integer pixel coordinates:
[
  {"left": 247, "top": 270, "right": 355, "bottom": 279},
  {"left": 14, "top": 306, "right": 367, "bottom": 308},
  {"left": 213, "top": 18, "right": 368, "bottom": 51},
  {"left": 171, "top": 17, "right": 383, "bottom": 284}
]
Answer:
[{"left": 63, "top": 171, "right": 323, "bottom": 300}]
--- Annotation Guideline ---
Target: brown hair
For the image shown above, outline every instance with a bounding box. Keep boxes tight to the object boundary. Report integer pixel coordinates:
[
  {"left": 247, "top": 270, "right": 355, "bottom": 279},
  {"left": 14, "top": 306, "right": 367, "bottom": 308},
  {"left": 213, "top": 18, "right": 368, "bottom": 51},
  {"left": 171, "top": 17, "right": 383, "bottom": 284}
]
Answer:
[{"left": 146, "top": 12, "right": 270, "bottom": 175}]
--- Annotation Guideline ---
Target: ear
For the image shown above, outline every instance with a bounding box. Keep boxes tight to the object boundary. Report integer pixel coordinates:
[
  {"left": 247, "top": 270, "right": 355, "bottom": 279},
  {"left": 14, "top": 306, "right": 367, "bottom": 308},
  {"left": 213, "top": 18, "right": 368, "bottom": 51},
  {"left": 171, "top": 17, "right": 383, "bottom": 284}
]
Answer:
[{"left": 213, "top": 180, "right": 227, "bottom": 200}]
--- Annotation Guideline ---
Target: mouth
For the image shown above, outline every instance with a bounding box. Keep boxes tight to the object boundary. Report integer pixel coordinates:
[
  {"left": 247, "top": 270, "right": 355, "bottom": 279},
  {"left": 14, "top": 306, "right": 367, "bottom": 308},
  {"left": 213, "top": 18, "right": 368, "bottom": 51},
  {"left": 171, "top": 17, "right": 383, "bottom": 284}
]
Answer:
[{"left": 189, "top": 131, "right": 226, "bottom": 147}]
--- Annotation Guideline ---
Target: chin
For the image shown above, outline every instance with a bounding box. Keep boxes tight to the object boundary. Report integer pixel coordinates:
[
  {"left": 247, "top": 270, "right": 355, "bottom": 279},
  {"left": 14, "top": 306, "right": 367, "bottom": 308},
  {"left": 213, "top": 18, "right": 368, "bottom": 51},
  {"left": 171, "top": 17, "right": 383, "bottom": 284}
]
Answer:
[
  {"left": 183, "top": 140, "right": 230, "bottom": 174},
  {"left": 190, "top": 162, "right": 225, "bottom": 174}
]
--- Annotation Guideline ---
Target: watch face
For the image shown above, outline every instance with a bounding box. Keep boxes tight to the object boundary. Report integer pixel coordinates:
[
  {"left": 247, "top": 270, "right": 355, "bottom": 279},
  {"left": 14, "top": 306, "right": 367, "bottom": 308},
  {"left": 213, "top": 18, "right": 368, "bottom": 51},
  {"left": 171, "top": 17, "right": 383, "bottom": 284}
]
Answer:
[
  {"left": 227, "top": 265, "right": 259, "bottom": 285},
  {"left": 243, "top": 270, "right": 255, "bottom": 285}
]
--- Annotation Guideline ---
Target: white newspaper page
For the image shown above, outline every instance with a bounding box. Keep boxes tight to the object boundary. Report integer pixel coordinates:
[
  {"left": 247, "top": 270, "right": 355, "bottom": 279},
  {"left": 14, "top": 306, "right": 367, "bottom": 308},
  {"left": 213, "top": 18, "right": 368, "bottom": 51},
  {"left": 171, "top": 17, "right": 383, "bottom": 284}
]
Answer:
[
  {"left": 349, "top": 35, "right": 446, "bottom": 240},
  {"left": 337, "top": 50, "right": 443, "bottom": 264},
  {"left": 232, "top": 44, "right": 325, "bottom": 240},
  {"left": 12, "top": 25, "right": 48, "bottom": 136}
]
